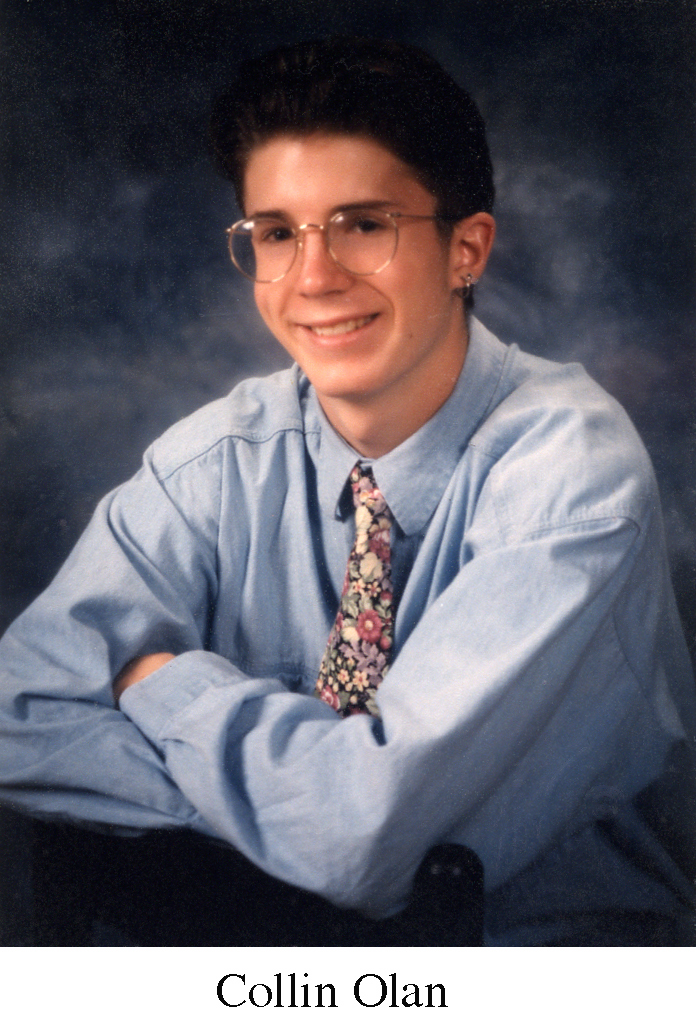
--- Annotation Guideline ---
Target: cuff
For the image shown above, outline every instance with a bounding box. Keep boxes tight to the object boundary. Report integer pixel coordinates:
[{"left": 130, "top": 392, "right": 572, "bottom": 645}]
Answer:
[{"left": 119, "top": 649, "right": 250, "bottom": 743}]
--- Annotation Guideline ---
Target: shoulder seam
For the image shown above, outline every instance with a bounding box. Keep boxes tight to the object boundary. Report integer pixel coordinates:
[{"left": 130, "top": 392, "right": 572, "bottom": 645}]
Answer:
[
  {"left": 502, "top": 514, "right": 641, "bottom": 546},
  {"left": 154, "top": 421, "right": 309, "bottom": 483}
]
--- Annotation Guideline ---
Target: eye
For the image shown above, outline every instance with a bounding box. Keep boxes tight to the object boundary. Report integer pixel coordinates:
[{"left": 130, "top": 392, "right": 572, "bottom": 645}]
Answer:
[
  {"left": 254, "top": 221, "right": 294, "bottom": 245},
  {"left": 338, "top": 210, "right": 391, "bottom": 234}
]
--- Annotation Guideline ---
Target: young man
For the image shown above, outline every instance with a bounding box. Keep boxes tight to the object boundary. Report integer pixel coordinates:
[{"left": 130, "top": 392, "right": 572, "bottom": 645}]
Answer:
[{"left": 1, "top": 37, "right": 694, "bottom": 945}]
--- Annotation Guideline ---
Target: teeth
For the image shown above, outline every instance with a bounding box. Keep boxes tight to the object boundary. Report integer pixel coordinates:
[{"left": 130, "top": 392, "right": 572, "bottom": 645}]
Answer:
[{"left": 311, "top": 315, "right": 374, "bottom": 337}]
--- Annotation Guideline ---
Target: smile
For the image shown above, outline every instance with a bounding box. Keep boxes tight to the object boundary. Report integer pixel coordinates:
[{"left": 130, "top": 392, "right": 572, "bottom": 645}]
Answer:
[{"left": 307, "top": 315, "right": 377, "bottom": 337}]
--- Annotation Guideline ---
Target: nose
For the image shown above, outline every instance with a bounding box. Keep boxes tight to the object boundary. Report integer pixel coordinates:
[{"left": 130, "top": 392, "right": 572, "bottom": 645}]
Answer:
[{"left": 294, "top": 224, "right": 352, "bottom": 294}]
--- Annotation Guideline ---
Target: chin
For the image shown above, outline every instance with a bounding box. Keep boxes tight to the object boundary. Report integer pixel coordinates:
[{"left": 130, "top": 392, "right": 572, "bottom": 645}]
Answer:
[{"left": 309, "top": 368, "right": 383, "bottom": 403}]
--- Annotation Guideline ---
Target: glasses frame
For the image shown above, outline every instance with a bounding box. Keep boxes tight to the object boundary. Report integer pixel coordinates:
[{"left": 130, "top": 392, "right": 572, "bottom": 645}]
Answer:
[{"left": 225, "top": 209, "right": 443, "bottom": 283}]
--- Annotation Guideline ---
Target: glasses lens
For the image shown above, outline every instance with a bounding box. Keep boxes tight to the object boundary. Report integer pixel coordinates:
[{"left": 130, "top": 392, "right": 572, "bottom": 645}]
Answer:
[
  {"left": 328, "top": 209, "right": 397, "bottom": 275},
  {"left": 229, "top": 219, "right": 296, "bottom": 282}
]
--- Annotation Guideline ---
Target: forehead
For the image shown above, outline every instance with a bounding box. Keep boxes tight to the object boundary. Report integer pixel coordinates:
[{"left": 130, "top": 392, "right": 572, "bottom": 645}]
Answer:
[{"left": 242, "top": 132, "right": 436, "bottom": 216}]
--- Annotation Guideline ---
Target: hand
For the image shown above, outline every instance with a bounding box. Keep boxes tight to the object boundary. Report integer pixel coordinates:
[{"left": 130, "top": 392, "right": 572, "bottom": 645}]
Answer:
[{"left": 113, "top": 652, "right": 176, "bottom": 704}]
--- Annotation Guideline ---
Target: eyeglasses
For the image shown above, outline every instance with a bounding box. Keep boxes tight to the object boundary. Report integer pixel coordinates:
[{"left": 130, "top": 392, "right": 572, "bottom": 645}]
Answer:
[{"left": 226, "top": 207, "right": 442, "bottom": 283}]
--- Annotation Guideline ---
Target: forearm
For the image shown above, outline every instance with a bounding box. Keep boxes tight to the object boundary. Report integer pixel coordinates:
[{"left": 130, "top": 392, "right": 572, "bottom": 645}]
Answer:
[{"left": 0, "top": 467, "right": 216, "bottom": 830}]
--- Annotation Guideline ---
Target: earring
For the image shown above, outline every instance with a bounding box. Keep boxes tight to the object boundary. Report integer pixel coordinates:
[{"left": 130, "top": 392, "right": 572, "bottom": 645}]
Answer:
[{"left": 456, "top": 273, "right": 477, "bottom": 300}]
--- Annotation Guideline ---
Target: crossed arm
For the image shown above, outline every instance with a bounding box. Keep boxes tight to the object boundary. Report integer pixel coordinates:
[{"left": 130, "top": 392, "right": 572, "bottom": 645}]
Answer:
[{"left": 0, "top": 429, "right": 683, "bottom": 917}]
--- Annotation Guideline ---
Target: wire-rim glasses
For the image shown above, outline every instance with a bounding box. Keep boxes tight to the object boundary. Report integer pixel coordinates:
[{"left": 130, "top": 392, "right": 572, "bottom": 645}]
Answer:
[{"left": 226, "top": 208, "right": 441, "bottom": 283}]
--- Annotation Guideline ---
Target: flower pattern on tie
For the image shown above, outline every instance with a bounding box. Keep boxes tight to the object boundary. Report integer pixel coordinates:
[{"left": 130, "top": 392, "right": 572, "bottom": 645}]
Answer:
[{"left": 315, "top": 464, "right": 394, "bottom": 718}]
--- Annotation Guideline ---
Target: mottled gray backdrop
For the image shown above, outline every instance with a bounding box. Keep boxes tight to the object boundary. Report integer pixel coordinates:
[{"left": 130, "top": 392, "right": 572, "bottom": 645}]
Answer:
[{"left": 2, "top": 0, "right": 695, "bottom": 656}]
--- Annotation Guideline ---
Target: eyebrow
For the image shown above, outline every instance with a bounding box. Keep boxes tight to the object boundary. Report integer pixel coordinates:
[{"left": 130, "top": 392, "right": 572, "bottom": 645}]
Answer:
[{"left": 245, "top": 200, "right": 401, "bottom": 221}]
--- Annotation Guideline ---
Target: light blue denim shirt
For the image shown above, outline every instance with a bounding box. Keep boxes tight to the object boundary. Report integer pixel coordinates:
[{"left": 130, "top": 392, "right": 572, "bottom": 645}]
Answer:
[{"left": 1, "top": 317, "right": 694, "bottom": 943}]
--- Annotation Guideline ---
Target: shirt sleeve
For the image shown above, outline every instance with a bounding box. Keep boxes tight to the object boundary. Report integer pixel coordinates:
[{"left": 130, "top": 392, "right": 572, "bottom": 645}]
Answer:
[
  {"left": 117, "top": 506, "right": 679, "bottom": 916},
  {"left": 0, "top": 448, "right": 224, "bottom": 834}
]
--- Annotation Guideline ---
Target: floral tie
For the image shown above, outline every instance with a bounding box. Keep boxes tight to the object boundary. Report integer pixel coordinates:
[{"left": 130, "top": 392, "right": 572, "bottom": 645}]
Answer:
[{"left": 315, "top": 464, "right": 395, "bottom": 718}]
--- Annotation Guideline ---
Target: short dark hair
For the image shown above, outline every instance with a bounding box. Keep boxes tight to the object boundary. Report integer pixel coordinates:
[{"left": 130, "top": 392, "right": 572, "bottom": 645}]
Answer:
[{"left": 210, "top": 36, "right": 494, "bottom": 223}]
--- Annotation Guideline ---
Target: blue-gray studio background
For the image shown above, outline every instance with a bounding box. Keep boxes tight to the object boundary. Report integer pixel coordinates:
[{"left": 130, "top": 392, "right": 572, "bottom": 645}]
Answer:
[{"left": 0, "top": 0, "right": 694, "bottom": 941}]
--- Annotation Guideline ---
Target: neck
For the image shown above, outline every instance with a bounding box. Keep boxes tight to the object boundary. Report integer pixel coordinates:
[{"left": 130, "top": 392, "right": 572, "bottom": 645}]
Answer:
[{"left": 319, "top": 333, "right": 468, "bottom": 458}]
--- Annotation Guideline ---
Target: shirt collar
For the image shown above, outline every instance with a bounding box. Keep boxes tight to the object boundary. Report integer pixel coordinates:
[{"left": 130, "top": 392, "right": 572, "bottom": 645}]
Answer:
[{"left": 303, "top": 317, "right": 508, "bottom": 536}]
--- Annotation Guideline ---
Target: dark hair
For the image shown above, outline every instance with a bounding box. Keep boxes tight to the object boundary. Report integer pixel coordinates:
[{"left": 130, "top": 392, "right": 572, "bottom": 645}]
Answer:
[{"left": 210, "top": 36, "right": 494, "bottom": 223}]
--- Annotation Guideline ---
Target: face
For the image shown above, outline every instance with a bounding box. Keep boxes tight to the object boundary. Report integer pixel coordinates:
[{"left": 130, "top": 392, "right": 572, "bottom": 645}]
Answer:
[{"left": 242, "top": 133, "right": 491, "bottom": 438}]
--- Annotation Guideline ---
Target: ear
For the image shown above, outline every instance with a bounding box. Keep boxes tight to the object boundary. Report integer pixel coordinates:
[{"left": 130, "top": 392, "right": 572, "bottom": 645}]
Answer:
[{"left": 448, "top": 212, "right": 496, "bottom": 293}]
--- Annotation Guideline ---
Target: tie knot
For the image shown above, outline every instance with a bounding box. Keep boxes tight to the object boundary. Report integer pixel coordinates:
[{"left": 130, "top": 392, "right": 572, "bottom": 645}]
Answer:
[{"left": 350, "top": 464, "right": 391, "bottom": 521}]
